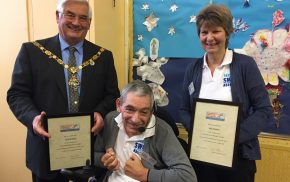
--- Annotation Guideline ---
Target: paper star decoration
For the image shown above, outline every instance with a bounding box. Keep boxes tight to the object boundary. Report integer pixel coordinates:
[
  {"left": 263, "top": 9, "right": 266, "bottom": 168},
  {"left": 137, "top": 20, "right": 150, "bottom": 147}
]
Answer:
[
  {"left": 143, "top": 12, "right": 159, "bottom": 32},
  {"left": 168, "top": 26, "right": 175, "bottom": 35},
  {"left": 243, "top": 0, "right": 250, "bottom": 8},
  {"left": 189, "top": 15, "right": 196, "bottom": 23},
  {"left": 169, "top": 4, "right": 178, "bottom": 12},
  {"left": 141, "top": 3, "right": 149, "bottom": 11},
  {"left": 137, "top": 34, "right": 143, "bottom": 41},
  {"left": 138, "top": 34, "right": 143, "bottom": 41},
  {"left": 233, "top": 18, "right": 249, "bottom": 33}
]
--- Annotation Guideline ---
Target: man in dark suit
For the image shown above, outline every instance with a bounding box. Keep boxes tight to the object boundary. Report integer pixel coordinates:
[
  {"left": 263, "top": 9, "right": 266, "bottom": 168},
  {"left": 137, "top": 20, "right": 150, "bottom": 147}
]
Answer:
[{"left": 7, "top": 0, "right": 120, "bottom": 181}]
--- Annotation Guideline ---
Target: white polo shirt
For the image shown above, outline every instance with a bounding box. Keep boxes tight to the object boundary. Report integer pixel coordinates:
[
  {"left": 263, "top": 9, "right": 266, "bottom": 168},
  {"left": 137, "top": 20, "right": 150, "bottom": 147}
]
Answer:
[
  {"left": 199, "top": 49, "right": 233, "bottom": 101},
  {"left": 108, "top": 113, "right": 156, "bottom": 182}
]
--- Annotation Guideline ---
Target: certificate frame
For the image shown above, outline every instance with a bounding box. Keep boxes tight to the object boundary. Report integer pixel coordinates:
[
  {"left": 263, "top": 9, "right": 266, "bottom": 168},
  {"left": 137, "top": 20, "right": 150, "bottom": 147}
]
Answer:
[
  {"left": 188, "top": 98, "right": 241, "bottom": 169},
  {"left": 44, "top": 112, "right": 94, "bottom": 172}
]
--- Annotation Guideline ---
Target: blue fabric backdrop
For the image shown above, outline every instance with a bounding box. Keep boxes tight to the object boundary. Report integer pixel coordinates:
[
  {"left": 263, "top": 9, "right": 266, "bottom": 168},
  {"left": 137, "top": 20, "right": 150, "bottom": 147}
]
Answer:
[
  {"left": 133, "top": 0, "right": 290, "bottom": 57},
  {"left": 133, "top": 0, "right": 290, "bottom": 135}
]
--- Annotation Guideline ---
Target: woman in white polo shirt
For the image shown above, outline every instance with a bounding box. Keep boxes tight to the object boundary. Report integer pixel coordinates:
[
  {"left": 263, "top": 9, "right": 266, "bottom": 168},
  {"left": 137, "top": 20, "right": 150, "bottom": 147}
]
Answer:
[{"left": 180, "top": 4, "right": 272, "bottom": 182}]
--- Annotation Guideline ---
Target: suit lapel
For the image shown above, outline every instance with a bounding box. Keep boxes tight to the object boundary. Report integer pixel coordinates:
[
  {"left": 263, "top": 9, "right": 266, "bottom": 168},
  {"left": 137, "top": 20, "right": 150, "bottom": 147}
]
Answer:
[
  {"left": 79, "top": 40, "right": 94, "bottom": 106},
  {"left": 45, "top": 35, "right": 68, "bottom": 101}
]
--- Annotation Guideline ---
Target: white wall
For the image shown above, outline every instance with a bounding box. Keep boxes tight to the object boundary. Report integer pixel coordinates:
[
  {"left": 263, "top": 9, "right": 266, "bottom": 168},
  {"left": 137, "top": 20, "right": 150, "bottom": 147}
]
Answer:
[
  {"left": 0, "top": 1, "right": 31, "bottom": 181},
  {"left": 94, "top": 0, "right": 127, "bottom": 88}
]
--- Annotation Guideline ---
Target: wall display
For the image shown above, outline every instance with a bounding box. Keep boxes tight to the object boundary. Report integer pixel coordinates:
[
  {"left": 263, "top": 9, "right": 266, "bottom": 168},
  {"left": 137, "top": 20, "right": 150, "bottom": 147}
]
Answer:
[{"left": 132, "top": 0, "right": 290, "bottom": 135}]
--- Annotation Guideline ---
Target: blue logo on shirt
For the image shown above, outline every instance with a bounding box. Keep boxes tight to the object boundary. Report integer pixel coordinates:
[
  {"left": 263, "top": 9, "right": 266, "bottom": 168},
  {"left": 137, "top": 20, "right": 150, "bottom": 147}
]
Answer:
[
  {"left": 133, "top": 140, "right": 144, "bottom": 154},
  {"left": 223, "top": 73, "right": 231, "bottom": 87}
]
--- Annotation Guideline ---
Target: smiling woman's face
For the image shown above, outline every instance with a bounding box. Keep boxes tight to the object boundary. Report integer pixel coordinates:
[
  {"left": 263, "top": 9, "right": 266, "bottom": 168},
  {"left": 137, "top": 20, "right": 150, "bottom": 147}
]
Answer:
[{"left": 199, "top": 24, "right": 227, "bottom": 55}]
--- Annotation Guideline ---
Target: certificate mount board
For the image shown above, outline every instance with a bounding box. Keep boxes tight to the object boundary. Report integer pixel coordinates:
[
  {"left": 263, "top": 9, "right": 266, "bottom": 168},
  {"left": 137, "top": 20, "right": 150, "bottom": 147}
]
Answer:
[
  {"left": 45, "top": 113, "right": 94, "bottom": 172},
  {"left": 188, "top": 99, "right": 241, "bottom": 169}
]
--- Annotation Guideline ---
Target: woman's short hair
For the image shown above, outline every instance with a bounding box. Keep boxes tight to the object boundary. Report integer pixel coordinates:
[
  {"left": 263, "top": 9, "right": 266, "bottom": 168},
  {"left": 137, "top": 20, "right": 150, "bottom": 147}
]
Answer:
[{"left": 196, "top": 4, "right": 234, "bottom": 47}]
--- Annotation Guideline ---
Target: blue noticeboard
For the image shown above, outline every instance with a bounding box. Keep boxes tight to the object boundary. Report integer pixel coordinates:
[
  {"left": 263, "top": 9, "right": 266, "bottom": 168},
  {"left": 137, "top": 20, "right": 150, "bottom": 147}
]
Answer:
[
  {"left": 132, "top": 1, "right": 290, "bottom": 135},
  {"left": 133, "top": 0, "right": 290, "bottom": 57}
]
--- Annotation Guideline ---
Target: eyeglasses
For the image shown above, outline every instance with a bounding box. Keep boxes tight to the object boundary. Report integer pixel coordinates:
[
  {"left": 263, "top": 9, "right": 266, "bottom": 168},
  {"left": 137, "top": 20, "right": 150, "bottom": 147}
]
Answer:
[{"left": 59, "top": 12, "right": 90, "bottom": 23}]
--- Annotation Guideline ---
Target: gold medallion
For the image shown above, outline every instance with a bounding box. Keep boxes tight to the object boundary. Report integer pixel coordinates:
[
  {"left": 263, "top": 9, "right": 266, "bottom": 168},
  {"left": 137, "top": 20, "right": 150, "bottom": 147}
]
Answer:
[
  {"left": 68, "top": 75, "right": 80, "bottom": 91},
  {"left": 32, "top": 41, "right": 105, "bottom": 88}
]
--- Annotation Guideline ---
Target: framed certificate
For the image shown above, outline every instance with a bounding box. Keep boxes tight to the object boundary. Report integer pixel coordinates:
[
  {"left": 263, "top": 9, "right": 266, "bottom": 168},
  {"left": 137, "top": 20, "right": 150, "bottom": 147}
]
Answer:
[
  {"left": 44, "top": 113, "right": 94, "bottom": 171},
  {"left": 188, "top": 99, "right": 241, "bottom": 168}
]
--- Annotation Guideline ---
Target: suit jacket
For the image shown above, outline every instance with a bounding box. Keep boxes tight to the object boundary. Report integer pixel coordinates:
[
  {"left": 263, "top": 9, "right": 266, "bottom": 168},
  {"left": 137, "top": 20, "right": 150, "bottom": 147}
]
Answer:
[
  {"left": 94, "top": 111, "right": 197, "bottom": 182},
  {"left": 7, "top": 35, "right": 120, "bottom": 179}
]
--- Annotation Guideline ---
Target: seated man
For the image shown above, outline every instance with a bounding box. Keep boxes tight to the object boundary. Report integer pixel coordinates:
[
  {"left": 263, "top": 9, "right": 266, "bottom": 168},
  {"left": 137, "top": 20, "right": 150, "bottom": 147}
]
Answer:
[{"left": 94, "top": 80, "right": 197, "bottom": 182}]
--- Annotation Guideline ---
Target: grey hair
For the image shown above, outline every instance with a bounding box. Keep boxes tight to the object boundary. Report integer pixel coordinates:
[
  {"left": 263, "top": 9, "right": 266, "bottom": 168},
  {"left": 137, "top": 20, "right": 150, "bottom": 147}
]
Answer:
[
  {"left": 120, "top": 80, "right": 154, "bottom": 109},
  {"left": 57, "top": 0, "right": 92, "bottom": 19}
]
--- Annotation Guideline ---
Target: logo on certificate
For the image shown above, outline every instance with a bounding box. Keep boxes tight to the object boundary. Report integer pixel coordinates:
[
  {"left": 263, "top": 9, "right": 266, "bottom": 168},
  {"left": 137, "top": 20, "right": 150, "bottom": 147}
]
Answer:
[
  {"left": 206, "top": 112, "right": 225, "bottom": 121},
  {"left": 60, "top": 124, "right": 80, "bottom": 132}
]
